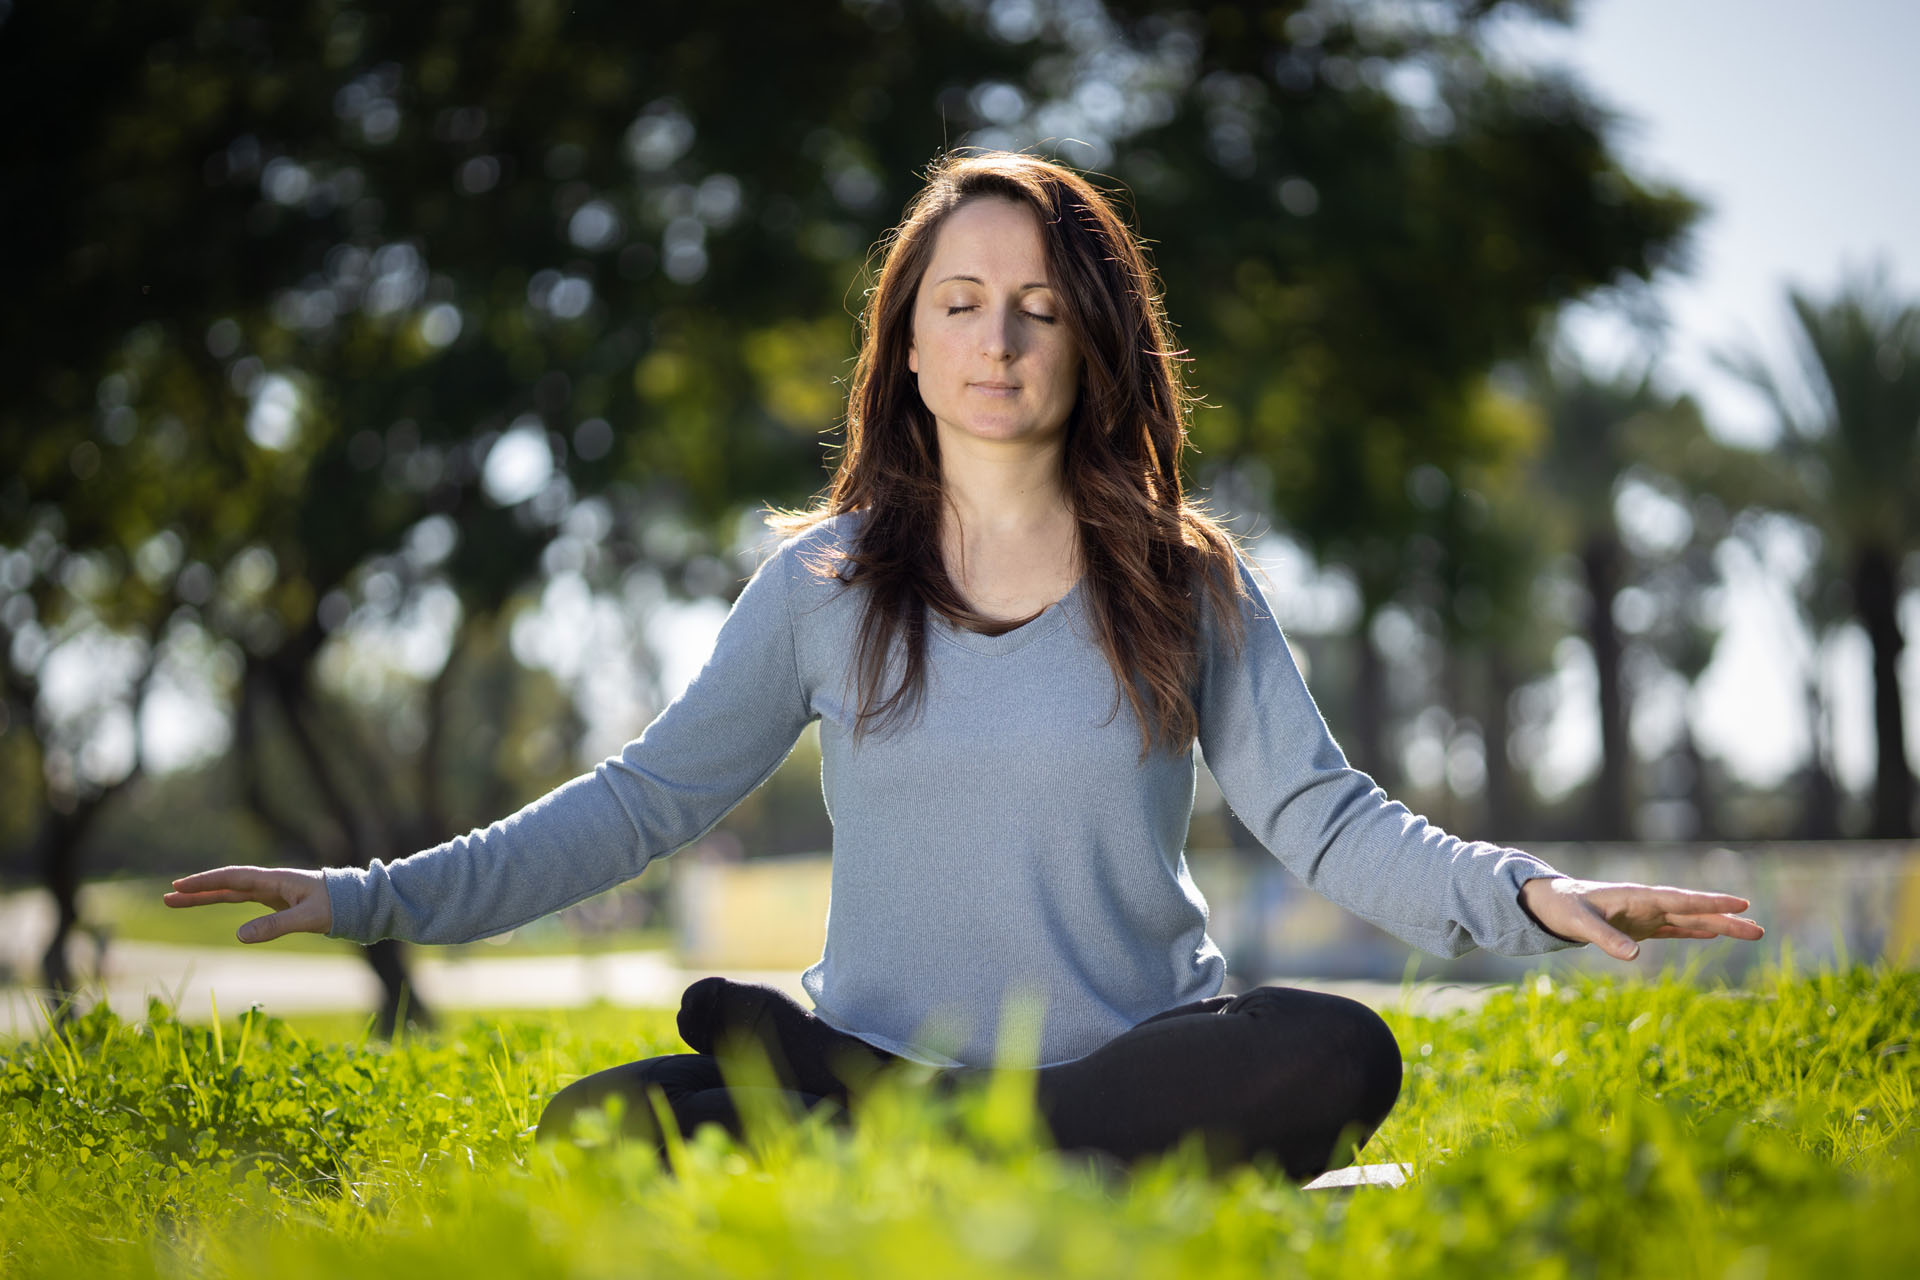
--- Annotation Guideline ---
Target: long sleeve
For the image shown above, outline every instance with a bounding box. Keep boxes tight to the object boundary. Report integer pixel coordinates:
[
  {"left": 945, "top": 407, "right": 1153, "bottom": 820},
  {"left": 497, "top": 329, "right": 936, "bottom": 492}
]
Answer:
[
  {"left": 322, "top": 536, "right": 815, "bottom": 945},
  {"left": 1196, "top": 554, "right": 1580, "bottom": 959}
]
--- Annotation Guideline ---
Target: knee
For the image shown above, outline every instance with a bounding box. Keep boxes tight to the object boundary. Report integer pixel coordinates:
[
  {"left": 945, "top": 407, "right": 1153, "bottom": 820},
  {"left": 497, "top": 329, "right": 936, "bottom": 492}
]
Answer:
[
  {"left": 1282, "top": 993, "right": 1402, "bottom": 1174},
  {"left": 536, "top": 1058, "right": 698, "bottom": 1146},
  {"left": 1231, "top": 986, "right": 1403, "bottom": 1123},
  {"left": 1344, "top": 1000, "right": 1403, "bottom": 1127},
  {"left": 536, "top": 1075, "right": 615, "bottom": 1145},
  {"left": 676, "top": 975, "right": 733, "bottom": 1053},
  {"left": 676, "top": 976, "right": 791, "bottom": 1058}
]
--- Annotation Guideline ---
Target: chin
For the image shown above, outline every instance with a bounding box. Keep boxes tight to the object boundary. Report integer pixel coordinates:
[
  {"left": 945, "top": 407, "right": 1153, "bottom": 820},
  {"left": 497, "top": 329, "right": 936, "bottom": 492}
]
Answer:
[{"left": 940, "top": 415, "right": 1066, "bottom": 447}]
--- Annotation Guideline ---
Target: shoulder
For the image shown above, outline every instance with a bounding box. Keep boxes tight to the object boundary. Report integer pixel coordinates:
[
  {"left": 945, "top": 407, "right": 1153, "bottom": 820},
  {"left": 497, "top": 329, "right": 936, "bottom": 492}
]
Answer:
[
  {"left": 1191, "top": 543, "right": 1299, "bottom": 694},
  {"left": 761, "top": 509, "right": 862, "bottom": 570},
  {"left": 753, "top": 509, "right": 868, "bottom": 611},
  {"left": 1194, "top": 542, "right": 1272, "bottom": 633}
]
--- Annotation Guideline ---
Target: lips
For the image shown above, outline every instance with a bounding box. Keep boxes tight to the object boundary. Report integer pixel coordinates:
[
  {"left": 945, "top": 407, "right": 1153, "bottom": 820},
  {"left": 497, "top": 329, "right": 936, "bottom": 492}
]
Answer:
[{"left": 972, "top": 381, "right": 1021, "bottom": 390}]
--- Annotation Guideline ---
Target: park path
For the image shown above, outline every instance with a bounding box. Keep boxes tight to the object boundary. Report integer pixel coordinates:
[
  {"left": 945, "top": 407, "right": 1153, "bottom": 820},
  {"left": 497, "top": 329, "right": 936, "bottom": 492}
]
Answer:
[
  {"left": 0, "top": 938, "right": 1500, "bottom": 1037},
  {"left": 0, "top": 892, "right": 1502, "bottom": 1037},
  {"left": 0, "top": 937, "right": 804, "bottom": 1036}
]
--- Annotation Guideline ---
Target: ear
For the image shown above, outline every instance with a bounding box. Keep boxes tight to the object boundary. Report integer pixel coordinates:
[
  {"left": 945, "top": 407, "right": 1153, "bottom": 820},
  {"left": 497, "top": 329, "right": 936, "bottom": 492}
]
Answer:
[{"left": 908, "top": 335, "right": 918, "bottom": 375}]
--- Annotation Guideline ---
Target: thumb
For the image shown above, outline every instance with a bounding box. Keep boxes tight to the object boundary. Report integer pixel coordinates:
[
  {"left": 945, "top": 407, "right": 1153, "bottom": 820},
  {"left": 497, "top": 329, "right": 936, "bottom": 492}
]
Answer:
[
  {"left": 239, "top": 897, "right": 322, "bottom": 944},
  {"left": 1588, "top": 918, "right": 1641, "bottom": 962},
  {"left": 237, "top": 913, "right": 287, "bottom": 944},
  {"left": 237, "top": 917, "right": 291, "bottom": 948}
]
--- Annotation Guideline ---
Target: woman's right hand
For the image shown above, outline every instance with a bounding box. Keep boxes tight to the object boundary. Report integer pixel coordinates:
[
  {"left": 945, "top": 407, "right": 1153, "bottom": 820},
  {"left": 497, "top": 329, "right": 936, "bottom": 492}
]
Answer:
[{"left": 162, "top": 866, "right": 333, "bottom": 943}]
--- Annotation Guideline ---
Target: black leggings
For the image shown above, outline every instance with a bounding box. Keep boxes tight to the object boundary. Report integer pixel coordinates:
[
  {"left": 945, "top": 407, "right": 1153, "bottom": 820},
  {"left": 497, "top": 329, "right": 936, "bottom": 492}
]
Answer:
[{"left": 537, "top": 977, "right": 1403, "bottom": 1180}]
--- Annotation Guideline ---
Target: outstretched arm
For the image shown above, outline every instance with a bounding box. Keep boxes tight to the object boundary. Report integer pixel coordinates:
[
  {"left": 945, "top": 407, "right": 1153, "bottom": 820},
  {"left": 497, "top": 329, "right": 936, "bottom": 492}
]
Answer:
[
  {"left": 163, "top": 531, "right": 818, "bottom": 946},
  {"left": 1517, "top": 877, "right": 1764, "bottom": 961},
  {"left": 1197, "top": 555, "right": 1767, "bottom": 960}
]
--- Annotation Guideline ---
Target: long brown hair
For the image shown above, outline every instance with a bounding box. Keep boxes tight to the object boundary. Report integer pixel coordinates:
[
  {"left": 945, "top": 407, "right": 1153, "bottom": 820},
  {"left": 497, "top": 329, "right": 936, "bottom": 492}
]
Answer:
[{"left": 775, "top": 150, "right": 1242, "bottom": 756}]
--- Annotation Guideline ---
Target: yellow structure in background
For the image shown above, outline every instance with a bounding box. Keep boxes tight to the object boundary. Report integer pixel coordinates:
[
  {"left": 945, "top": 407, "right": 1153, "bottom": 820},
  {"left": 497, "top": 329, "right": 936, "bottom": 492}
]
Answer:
[
  {"left": 1893, "top": 851, "right": 1920, "bottom": 966},
  {"left": 674, "top": 855, "right": 832, "bottom": 970},
  {"left": 672, "top": 843, "right": 1920, "bottom": 979}
]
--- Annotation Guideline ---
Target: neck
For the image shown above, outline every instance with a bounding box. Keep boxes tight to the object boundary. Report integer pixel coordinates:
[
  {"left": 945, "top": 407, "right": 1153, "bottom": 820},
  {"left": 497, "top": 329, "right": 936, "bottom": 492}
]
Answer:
[
  {"left": 934, "top": 430, "right": 1079, "bottom": 608},
  {"left": 936, "top": 430, "right": 1071, "bottom": 538}
]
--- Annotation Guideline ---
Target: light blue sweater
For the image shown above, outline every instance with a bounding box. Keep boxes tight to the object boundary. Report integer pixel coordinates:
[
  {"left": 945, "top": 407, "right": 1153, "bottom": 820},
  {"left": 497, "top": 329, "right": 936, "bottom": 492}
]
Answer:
[{"left": 323, "top": 514, "right": 1577, "bottom": 1066}]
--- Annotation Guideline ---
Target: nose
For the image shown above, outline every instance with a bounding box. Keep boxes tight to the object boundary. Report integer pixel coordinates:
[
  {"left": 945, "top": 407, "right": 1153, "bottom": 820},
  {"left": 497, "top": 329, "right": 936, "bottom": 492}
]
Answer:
[{"left": 982, "top": 306, "right": 1017, "bottom": 360}]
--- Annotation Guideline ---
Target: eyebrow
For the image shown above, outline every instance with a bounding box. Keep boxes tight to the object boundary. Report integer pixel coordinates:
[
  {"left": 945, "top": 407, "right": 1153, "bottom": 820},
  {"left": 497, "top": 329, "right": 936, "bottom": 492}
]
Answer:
[{"left": 934, "top": 274, "right": 1053, "bottom": 291}]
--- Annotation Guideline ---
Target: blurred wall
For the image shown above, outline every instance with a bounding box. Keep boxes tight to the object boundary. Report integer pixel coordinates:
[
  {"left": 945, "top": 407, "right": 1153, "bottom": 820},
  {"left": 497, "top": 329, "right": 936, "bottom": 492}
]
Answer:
[{"left": 671, "top": 842, "right": 1920, "bottom": 984}]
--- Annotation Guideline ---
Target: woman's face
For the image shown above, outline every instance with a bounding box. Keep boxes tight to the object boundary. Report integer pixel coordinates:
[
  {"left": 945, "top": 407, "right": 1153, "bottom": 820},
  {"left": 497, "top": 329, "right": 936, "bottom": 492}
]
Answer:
[{"left": 907, "top": 197, "right": 1084, "bottom": 452}]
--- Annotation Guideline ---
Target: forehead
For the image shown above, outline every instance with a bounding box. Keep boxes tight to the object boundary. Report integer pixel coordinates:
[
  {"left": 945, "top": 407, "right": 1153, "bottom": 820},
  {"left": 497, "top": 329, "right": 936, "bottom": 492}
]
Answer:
[{"left": 921, "top": 197, "right": 1050, "bottom": 284}]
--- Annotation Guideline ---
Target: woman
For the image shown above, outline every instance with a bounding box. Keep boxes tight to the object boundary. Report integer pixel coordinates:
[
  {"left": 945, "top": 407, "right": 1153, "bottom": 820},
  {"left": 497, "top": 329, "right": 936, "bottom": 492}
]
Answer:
[{"left": 166, "top": 151, "right": 1764, "bottom": 1181}]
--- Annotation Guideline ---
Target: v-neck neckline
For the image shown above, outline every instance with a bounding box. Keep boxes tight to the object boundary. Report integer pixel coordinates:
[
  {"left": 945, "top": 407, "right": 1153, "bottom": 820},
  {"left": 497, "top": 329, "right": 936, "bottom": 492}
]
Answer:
[{"left": 928, "top": 576, "right": 1086, "bottom": 657}]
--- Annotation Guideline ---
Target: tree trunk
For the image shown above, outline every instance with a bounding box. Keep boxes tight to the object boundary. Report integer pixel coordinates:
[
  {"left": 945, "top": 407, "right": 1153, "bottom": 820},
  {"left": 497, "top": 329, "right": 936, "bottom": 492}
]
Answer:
[
  {"left": 37, "top": 805, "right": 90, "bottom": 1017},
  {"left": 1794, "top": 663, "right": 1841, "bottom": 839},
  {"left": 36, "top": 778, "right": 137, "bottom": 1018},
  {"left": 1854, "top": 545, "right": 1914, "bottom": 839},
  {"left": 1678, "top": 725, "right": 1718, "bottom": 843},
  {"left": 1351, "top": 614, "right": 1391, "bottom": 789},
  {"left": 1481, "top": 650, "right": 1521, "bottom": 841},
  {"left": 1582, "top": 534, "right": 1630, "bottom": 839},
  {"left": 248, "top": 659, "right": 435, "bottom": 1035},
  {"left": 1435, "top": 649, "right": 1469, "bottom": 835},
  {"left": 20, "top": 651, "right": 154, "bottom": 1021},
  {"left": 415, "top": 614, "right": 470, "bottom": 845}
]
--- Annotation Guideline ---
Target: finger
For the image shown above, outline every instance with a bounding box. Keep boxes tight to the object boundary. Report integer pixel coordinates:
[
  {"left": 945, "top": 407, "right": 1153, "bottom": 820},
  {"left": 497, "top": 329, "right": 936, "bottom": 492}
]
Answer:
[
  {"left": 163, "top": 890, "right": 266, "bottom": 908},
  {"left": 238, "top": 898, "right": 325, "bottom": 944},
  {"left": 239, "top": 912, "right": 286, "bottom": 944},
  {"left": 1575, "top": 906, "right": 1642, "bottom": 961},
  {"left": 171, "top": 867, "right": 279, "bottom": 896},
  {"left": 1601, "top": 930, "right": 1641, "bottom": 962},
  {"left": 1646, "top": 886, "right": 1752, "bottom": 915},
  {"left": 1663, "top": 913, "right": 1766, "bottom": 941}
]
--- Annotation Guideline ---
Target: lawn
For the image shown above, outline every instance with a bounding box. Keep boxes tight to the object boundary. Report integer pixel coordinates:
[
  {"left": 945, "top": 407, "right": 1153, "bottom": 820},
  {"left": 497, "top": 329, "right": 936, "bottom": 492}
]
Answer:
[
  {"left": 2, "top": 953, "right": 1914, "bottom": 1278},
  {"left": 25, "top": 876, "right": 673, "bottom": 958}
]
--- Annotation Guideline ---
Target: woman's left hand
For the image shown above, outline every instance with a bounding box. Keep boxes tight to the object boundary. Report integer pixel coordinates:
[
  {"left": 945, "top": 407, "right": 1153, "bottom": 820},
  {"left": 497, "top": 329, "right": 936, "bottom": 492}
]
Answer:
[{"left": 1518, "top": 876, "right": 1765, "bottom": 961}]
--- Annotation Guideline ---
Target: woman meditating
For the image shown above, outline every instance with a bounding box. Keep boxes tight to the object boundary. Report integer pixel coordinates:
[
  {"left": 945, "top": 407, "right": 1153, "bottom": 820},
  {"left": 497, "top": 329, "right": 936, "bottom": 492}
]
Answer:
[{"left": 166, "top": 150, "right": 1765, "bottom": 1182}]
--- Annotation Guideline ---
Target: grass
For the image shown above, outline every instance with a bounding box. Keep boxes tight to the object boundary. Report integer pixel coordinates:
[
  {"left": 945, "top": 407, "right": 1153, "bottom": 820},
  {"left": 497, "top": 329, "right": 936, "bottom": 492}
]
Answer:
[
  {"left": 1, "top": 952, "right": 1915, "bottom": 1278},
  {"left": 29, "top": 876, "right": 673, "bottom": 958}
]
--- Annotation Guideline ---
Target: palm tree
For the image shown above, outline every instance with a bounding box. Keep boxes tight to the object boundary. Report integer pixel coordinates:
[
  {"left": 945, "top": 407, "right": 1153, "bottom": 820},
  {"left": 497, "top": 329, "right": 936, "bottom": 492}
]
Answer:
[
  {"left": 1721, "top": 267, "right": 1920, "bottom": 838},
  {"left": 1528, "top": 353, "right": 1681, "bottom": 840}
]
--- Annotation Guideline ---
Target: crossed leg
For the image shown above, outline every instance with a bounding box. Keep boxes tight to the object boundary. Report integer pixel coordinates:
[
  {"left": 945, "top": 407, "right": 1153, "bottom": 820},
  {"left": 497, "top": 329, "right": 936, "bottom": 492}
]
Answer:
[{"left": 536, "top": 978, "right": 1402, "bottom": 1181}]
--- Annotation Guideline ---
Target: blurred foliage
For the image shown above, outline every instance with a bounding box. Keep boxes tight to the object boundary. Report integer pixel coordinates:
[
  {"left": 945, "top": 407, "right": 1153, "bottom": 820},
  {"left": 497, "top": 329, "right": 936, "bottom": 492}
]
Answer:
[
  {"left": 1113, "top": 1, "right": 1700, "bottom": 592},
  {"left": 1099, "top": 0, "right": 1701, "bottom": 784},
  {"left": 33, "top": 873, "right": 670, "bottom": 959},
  {"left": 0, "top": 0, "right": 1051, "bottom": 1002},
  {"left": 0, "top": 0, "right": 1910, "bottom": 957}
]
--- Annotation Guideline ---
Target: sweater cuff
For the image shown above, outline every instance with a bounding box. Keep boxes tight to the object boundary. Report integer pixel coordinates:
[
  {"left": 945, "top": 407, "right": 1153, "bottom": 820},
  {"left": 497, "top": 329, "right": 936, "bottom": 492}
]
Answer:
[
  {"left": 322, "top": 865, "right": 375, "bottom": 943},
  {"left": 1487, "top": 852, "right": 1585, "bottom": 956}
]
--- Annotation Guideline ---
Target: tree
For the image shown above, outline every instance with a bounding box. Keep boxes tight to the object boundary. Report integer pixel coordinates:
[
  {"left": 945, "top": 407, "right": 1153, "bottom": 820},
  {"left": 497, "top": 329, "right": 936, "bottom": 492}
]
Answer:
[
  {"left": 1077, "top": 0, "right": 1702, "bottom": 779},
  {"left": 0, "top": 0, "right": 1046, "bottom": 1024},
  {"left": 1721, "top": 266, "right": 1920, "bottom": 838}
]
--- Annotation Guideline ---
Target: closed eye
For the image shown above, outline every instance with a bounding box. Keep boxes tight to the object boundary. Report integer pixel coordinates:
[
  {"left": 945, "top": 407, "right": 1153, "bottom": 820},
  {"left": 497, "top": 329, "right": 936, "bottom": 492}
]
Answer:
[{"left": 944, "top": 305, "right": 1057, "bottom": 324}]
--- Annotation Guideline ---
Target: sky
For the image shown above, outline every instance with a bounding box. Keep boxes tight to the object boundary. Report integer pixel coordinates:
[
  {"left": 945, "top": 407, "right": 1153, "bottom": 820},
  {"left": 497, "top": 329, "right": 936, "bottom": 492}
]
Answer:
[{"left": 1515, "top": 0, "right": 1920, "bottom": 444}]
